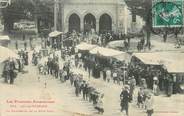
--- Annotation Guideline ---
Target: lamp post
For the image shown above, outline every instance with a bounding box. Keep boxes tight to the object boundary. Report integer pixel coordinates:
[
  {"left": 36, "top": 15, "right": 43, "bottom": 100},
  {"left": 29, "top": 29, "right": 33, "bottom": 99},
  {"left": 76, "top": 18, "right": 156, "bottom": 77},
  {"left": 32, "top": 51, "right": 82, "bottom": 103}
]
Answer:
[
  {"left": 122, "top": 63, "right": 127, "bottom": 85},
  {"left": 124, "top": 5, "right": 128, "bottom": 35},
  {"left": 54, "top": 0, "right": 58, "bottom": 31}
]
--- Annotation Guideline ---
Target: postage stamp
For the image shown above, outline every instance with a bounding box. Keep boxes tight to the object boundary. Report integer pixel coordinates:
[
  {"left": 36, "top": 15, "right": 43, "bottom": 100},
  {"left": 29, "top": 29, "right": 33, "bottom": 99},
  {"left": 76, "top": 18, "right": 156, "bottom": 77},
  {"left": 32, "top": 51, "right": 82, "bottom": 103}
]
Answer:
[
  {"left": 0, "top": 0, "right": 11, "bottom": 8},
  {"left": 152, "top": 0, "right": 183, "bottom": 28}
]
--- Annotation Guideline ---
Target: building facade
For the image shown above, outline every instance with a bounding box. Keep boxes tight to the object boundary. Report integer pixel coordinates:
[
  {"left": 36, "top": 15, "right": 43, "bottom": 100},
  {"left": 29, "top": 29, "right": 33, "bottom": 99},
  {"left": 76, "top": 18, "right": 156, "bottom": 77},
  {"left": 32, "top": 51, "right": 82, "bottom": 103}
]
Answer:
[{"left": 58, "top": 0, "right": 128, "bottom": 34}]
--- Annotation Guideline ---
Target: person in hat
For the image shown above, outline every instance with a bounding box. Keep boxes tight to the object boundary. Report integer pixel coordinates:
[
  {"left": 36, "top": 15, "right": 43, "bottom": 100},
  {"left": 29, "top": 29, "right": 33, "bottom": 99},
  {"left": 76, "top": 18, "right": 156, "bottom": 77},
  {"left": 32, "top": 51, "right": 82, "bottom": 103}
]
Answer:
[
  {"left": 15, "top": 40, "right": 18, "bottom": 50},
  {"left": 106, "top": 68, "right": 111, "bottom": 83},
  {"left": 24, "top": 41, "right": 27, "bottom": 50},
  {"left": 69, "top": 72, "right": 74, "bottom": 86},
  {"left": 137, "top": 87, "right": 144, "bottom": 108},
  {"left": 145, "top": 93, "right": 154, "bottom": 116},
  {"left": 95, "top": 94, "right": 104, "bottom": 114},
  {"left": 153, "top": 76, "right": 159, "bottom": 96},
  {"left": 129, "top": 76, "right": 136, "bottom": 102},
  {"left": 82, "top": 81, "right": 88, "bottom": 100},
  {"left": 120, "top": 85, "right": 130, "bottom": 116}
]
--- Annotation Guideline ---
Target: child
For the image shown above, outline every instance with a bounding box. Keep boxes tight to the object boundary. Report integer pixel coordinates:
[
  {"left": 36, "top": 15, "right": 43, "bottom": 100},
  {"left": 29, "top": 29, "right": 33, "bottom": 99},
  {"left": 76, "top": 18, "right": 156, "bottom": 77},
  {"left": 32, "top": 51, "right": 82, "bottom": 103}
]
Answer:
[
  {"left": 145, "top": 93, "right": 154, "bottom": 116},
  {"left": 137, "top": 88, "right": 144, "bottom": 108},
  {"left": 95, "top": 94, "right": 104, "bottom": 114}
]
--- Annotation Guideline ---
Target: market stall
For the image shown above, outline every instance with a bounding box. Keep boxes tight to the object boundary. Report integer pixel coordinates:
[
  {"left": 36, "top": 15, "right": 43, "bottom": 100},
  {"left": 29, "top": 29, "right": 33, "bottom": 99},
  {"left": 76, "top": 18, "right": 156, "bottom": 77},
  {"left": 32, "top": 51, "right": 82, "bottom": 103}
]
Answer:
[
  {"left": 0, "top": 35, "right": 10, "bottom": 47},
  {"left": 0, "top": 46, "right": 18, "bottom": 63},
  {"left": 113, "top": 52, "right": 132, "bottom": 64},
  {"left": 89, "top": 46, "right": 129, "bottom": 81},
  {"left": 49, "top": 31, "right": 63, "bottom": 49},
  {"left": 131, "top": 52, "right": 184, "bottom": 94},
  {"left": 90, "top": 47, "right": 123, "bottom": 57},
  {"left": 132, "top": 53, "right": 161, "bottom": 65},
  {"left": 76, "top": 42, "right": 97, "bottom": 51},
  {"left": 0, "top": 46, "right": 19, "bottom": 76}
]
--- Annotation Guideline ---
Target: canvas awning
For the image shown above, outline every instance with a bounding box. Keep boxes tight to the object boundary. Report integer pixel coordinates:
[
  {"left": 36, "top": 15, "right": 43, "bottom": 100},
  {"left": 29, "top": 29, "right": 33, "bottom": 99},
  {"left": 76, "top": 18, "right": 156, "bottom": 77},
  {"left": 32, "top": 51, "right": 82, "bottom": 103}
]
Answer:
[
  {"left": 133, "top": 53, "right": 161, "bottom": 65},
  {"left": 133, "top": 52, "right": 184, "bottom": 73},
  {"left": 90, "top": 46, "right": 123, "bottom": 57},
  {"left": 160, "top": 52, "right": 184, "bottom": 73},
  {"left": 0, "top": 46, "right": 19, "bottom": 63},
  {"left": 0, "top": 35, "right": 10, "bottom": 41},
  {"left": 49, "top": 31, "right": 63, "bottom": 38},
  {"left": 76, "top": 42, "right": 97, "bottom": 51},
  {"left": 113, "top": 53, "right": 132, "bottom": 63},
  {"left": 164, "top": 62, "right": 184, "bottom": 73}
]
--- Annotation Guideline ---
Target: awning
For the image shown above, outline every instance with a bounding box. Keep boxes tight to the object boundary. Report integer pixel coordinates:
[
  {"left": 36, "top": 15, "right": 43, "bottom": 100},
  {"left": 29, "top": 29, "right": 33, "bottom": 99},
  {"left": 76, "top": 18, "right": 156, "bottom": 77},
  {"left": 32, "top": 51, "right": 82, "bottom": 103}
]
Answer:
[
  {"left": 90, "top": 46, "right": 123, "bottom": 57},
  {"left": 49, "top": 31, "right": 63, "bottom": 38},
  {"left": 164, "top": 62, "right": 184, "bottom": 73},
  {"left": 76, "top": 42, "right": 97, "bottom": 51},
  {"left": 0, "top": 46, "right": 19, "bottom": 63},
  {"left": 113, "top": 53, "right": 132, "bottom": 63},
  {"left": 107, "top": 40, "right": 125, "bottom": 48},
  {"left": 0, "top": 35, "right": 10, "bottom": 41},
  {"left": 133, "top": 52, "right": 184, "bottom": 73},
  {"left": 160, "top": 52, "right": 184, "bottom": 73},
  {"left": 133, "top": 53, "right": 161, "bottom": 65}
]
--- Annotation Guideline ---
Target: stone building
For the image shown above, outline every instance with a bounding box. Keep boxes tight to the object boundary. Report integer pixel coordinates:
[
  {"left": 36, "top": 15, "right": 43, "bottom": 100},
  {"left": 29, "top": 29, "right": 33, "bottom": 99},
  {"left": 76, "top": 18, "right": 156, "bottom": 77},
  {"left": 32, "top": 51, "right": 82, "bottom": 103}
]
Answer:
[{"left": 57, "top": 0, "right": 131, "bottom": 34}]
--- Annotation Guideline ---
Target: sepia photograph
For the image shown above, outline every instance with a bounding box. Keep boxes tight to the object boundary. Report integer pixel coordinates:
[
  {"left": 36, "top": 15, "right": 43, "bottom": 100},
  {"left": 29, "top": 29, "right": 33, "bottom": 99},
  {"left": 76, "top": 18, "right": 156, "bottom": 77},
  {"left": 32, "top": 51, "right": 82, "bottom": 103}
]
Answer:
[{"left": 0, "top": 0, "right": 184, "bottom": 116}]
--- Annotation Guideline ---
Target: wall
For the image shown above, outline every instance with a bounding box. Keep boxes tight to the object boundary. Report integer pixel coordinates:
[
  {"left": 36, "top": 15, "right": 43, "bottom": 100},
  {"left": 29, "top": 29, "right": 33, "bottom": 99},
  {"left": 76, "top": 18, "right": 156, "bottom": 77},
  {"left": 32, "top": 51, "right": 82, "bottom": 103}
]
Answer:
[{"left": 62, "top": 2, "right": 118, "bottom": 33}]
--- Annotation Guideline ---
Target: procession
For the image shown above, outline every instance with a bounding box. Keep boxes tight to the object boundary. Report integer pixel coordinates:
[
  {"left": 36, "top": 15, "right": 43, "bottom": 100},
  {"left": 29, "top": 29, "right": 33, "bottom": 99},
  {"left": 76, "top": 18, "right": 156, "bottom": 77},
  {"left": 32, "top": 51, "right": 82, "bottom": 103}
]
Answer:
[{"left": 0, "top": 0, "right": 184, "bottom": 116}]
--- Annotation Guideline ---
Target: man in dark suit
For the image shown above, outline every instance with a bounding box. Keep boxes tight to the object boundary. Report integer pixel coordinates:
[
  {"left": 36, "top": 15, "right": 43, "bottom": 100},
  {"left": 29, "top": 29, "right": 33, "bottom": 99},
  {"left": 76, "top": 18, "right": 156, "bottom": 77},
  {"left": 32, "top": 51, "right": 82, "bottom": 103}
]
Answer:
[{"left": 120, "top": 85, "right": 130, "bottom": 116}]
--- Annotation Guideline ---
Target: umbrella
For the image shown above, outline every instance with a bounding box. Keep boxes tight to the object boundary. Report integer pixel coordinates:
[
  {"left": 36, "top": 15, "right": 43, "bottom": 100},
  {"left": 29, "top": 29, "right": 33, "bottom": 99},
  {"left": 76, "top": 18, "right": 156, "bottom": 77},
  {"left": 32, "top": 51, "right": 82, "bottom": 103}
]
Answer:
[{"left": 49, "top": 31, "right": 63, "bottom": 38}]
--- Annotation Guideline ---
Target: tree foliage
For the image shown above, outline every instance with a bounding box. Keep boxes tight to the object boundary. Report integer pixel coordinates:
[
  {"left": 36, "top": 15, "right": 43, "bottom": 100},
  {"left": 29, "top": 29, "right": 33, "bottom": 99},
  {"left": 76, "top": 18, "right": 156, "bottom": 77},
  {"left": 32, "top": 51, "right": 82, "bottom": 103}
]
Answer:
[
  {"left": 1, "top": 0, "right": 54, "bottom": 32},
  {"left": 125, "top": 0, "right": 152, "bottom": 20},
  {"left": 125, "top": 0, "right": 152, "bottom": 48}
]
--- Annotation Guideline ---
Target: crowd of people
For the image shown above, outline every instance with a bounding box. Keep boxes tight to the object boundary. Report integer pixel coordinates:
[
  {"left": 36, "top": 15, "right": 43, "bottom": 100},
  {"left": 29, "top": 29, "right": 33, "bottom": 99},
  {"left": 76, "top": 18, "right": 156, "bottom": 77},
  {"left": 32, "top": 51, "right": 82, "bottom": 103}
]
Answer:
[
  {"left": 2, "top": 58, "right": 17, "bottom": 84},
  {"left": 2, "top": 48, "right": 31, "bottom": 84},
  {"left": 120, "top": 84, "right": 154, "bottom": 116},
  {"left": 5, "top": 29, "right": 182, "bottom": 116},
  {"left": 129, "top": 57, "right": 183, "bottom": 97},
  {"left": 69, "top": 73, "right": 104, "bottom": 114},
  {"left": 34, "top": 49, "right": 105, "bottom": 114}
]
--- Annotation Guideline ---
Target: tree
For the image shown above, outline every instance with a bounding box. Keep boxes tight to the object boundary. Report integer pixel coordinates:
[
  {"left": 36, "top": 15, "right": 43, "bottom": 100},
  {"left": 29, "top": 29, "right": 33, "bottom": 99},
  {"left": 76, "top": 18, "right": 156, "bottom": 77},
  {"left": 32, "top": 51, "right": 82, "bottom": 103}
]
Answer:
[
  {"left": 125, "top": 0, "right": 183, "bottom": 46},
  {"left": 2, "top": 0, "right": 35, "bottom": 32},
  {"left": 31, "top": 0, "right": 54, "bottom": 33},
  {"left": 1, "top": 0, "right": 54, "bottom": 33},
  {"left": 124, "top": 0, "right": 152, "bottom": 49}
]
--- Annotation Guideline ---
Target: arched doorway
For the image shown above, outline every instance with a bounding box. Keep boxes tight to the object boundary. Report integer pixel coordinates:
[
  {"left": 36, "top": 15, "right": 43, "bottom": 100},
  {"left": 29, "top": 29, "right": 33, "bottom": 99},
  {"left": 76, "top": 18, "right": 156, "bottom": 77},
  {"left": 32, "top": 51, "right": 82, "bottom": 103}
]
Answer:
[
  {"left": 99, "top": 14, "right": 112, "bottom": 34},
  {"left": 84, "top": 13, "right": 96, "bottom": 33},
  {"left": 69, "top": 13, "right": 80, "bottom": 32}
]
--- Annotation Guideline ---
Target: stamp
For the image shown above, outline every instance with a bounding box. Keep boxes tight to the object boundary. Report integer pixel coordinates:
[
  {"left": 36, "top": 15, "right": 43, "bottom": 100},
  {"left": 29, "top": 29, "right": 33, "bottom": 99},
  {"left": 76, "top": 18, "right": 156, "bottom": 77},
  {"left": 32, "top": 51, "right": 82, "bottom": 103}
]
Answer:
[
  {"left": 152, "top": 0, "right": 183, "bottom": 28},
  {"left": 0, "top": 0, "right": 11, "bottom": 8},
  {"left": 146, "top": 0, "right": 184, "bottom": 35}
]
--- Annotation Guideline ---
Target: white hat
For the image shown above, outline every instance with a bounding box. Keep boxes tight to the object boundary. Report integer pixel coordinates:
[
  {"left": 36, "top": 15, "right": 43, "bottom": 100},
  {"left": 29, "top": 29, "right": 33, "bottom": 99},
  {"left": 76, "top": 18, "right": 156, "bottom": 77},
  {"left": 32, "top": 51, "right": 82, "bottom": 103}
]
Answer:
[{"left": 153, "top": 77, "right": 158, "bottom": 81}]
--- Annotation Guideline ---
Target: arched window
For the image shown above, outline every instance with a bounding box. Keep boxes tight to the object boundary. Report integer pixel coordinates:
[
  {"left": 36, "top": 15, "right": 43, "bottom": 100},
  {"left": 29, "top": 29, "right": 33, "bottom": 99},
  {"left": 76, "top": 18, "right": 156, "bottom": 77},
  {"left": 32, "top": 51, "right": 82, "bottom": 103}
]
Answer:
[
  {"left": 99, "top": 13, "right": 112, "bottom": 34},
  {"left": 84, "top": 13, "right": 96, "bottom": 33},
  {"left": 69, "top": 13, "right": 80, "bottom": 32}
]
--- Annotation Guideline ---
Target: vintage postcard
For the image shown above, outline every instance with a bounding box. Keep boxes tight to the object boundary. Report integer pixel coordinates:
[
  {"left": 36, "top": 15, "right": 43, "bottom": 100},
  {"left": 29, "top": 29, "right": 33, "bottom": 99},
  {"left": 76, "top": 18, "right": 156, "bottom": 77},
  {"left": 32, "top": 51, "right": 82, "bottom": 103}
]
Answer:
[{"left": 0, "top": 0, "right": 184, "bottom": 116}]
